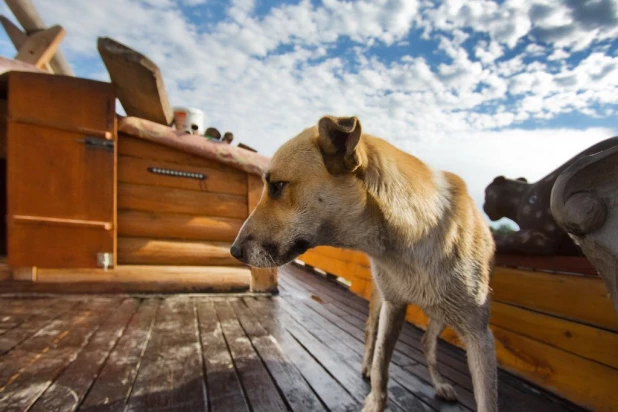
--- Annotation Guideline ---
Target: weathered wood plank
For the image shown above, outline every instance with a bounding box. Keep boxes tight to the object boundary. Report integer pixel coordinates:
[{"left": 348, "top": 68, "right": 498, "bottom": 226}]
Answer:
[
  {"left": 490, "top": 301, "right": 618, "bottom": 369},
  {"left": 117, "top": 237, "right": 242, "bottom": 266},
  {"left": 118, "top": 182, "right": 248, "bottom": 219},
  {"left": 491, "top": 267, "right": 618, "bottom": 331},
  {"left": 242, "top": 297, "right": 360, "bottom": 412},
  {"left": 280, "top": 266, "right": 581, "bottom": 412},
  {"left": 274, "top": 290, "right": 449, "bottom": 412},
  {"left": 0, "top": 300, "right": 116, "bottom": 411},
  {"left": 196, "top": 300, "right": 250, "bottom": 412},
  {"left": 79, "top": 298, "right": 160, "bottom": 411},
  {"left": 213, "top": 300, "right": 288, "bottom": 412},
  {"left": 125, "top": 297, "right": 206, "bottom": 411},
  {"left": 229, "top": 299, "right": 327, "bottom": 412},
  {"left": 118, "top": 210, "right": 243, "bottom": 242},
  {"left": 0, "top": 299, "right": 80, "bottom": 356},
  {"left": 29, "top": 299, "right": 139, "bottom": 411},
  {"left": 118, "top": 154, "right": 247, "bottom": 196}
]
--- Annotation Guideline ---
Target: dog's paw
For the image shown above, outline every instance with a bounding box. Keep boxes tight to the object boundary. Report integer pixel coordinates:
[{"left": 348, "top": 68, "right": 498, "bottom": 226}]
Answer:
[
  {"left": 435, "top": 383, "right": 457, "bottom": 402},
  {"left": 361, "top": 364, "right": 371, "bottom": 381},
  {"left": 361, "top": 391, "right": 387, "bottom": 412}
]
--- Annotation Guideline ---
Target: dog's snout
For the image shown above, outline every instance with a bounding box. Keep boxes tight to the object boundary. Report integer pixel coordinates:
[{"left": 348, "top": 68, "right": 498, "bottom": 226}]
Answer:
[{"left": 230, "top": 243, "right": 244, "bottom": 261}]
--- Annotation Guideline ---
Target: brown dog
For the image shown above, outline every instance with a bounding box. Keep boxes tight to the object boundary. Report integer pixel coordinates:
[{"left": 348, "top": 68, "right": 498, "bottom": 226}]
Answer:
[{"left": 231, "top": 115, "right": 498, "bottom": 412}]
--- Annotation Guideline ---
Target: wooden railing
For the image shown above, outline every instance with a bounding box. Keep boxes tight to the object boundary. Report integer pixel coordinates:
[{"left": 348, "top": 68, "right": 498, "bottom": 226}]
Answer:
[{"left": 297, "top": 247, "right": 618, "bottom": 412}]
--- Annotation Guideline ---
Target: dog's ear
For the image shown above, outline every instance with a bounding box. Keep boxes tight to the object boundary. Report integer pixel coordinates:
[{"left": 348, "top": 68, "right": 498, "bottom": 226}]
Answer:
[
  {"left": 317, "top": 115, "right": 363, "bottom": 172},
  {"left": 516, "top": 177, "right": 528, "bottom": 183}
]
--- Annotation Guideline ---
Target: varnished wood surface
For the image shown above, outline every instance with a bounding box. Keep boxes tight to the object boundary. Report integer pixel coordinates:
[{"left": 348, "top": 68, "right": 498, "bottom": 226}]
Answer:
[{"left": 0, "top": 265, "right": 583, "bottom": 412}]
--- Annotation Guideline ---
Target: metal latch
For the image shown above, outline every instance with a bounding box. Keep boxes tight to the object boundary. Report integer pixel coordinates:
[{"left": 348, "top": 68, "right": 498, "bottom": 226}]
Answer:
[
  {"left": 76, "top": 136, "right": 114, "bottom": 152},
  {"left": 97, "top": 252, "right": 113, "bottom": 271}
]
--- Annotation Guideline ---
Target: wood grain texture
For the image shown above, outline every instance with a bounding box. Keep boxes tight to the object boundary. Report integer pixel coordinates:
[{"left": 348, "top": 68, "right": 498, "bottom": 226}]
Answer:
[
  {"left": 299, "top": 248, "right": 372, "bottom": 280},
  {"left": 35, "top": 265, "right": 250, "bottom": 289},
  {"left": 118, "top": 182, "right": 248, "bottom": 219},
  {"left": 118, "top": 154, "right": 247, "bottom": 195},
  {"left": 214, "top": 300, "right": 288, "bottom": 412},
  {"left": 118, "top": 210, "right": 243, "bottom": 242},
  {"left": 6, "top": 72, "right": 116, "bottom": 268},
  {"left": 125, "top": 298, "right": 207, "bottom": 411},
  {"left": 196, "top": 300, "right": 250, "bottom": 412},
  {"left": 491, "top": 324, "right": 618, "bottom": 412},
  {"left": 118, "top": 237, "right": 242, "bottom": 266},
  {"left": 229, "top": 299, "right": 328, "bottom": 412},
  {"left": 28, "top": 299, "right": 139, "bottom": 412},
  {"left": 491, "top": 267, "right": 618, "bottom": 331},
  {"left": 119, "top": 116, "right": 270, "bottom": 177},
  {"left": 80, "top": 299, "right": 160, "bottom": 411},
  {"left": 0, "top": 277, "right": 585, "bottom": 412},
  {"left": 4, "top": 0, "right": 73, "bottom": 75},
  {"left": 14, "top": 25, "right": 65, "bottom": 69},
  {"left": 97, "top": 37, "right": 173, "bottom": 126},
  {"left": 296, "top": 249, "right": 618, "bottom": 411},
  {"left": 490, "top": 302, "right": 618, "bottom": 369},
  {"left": 118, "top": 134, "right": 241, "bottom": 174},
  {"left": 495, "top": 254, "right": 597, "bottom": 276},
  {"left": 243, "top": 297, "right": 361, "bottom": 412}
]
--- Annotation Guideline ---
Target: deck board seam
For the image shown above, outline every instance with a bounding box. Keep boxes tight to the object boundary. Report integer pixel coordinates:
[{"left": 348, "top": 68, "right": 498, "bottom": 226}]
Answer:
[{"left": 73, "top": 297, "right": 144, "bottom": 411}]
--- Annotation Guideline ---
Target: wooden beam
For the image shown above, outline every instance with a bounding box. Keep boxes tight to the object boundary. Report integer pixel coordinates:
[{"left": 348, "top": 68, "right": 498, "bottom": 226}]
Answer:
[
  {"left": 0, "top": 15, "right": 52, "bottom": 72},
  {"left": 117, "top": 237, "right": 244, "bottom": 266},
  {"left": 15, "top": 25, "right": 65, "bottom": 69},
  {"left": 28, "top": 265, "right": 251, "bottom": 293},
  {"left": 118, "top": 210, "right": 243, "bottom": 242},
  {"left": 5, "top": 0, "right": 74, "bottom": 75},
  {"left": 12, "top": 266, "right": 36, "bottom": 281},
  {"left": 247, "top": 173, "right": 278, "bottom": 293}
]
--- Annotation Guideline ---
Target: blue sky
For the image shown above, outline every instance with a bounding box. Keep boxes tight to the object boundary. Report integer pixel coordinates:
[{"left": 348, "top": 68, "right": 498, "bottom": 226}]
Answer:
[{"left": 1, "top": 0, "right": 617, "bottom": 227}]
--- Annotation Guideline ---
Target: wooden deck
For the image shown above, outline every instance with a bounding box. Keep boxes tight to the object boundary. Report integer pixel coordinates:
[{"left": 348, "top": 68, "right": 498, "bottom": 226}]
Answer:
[{"left": 0, "top": 264, "right": 584, "bottom": 412}]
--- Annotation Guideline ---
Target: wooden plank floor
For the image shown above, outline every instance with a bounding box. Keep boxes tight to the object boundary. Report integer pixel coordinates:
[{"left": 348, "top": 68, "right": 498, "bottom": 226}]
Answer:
[{"left": 0, "top": 264, "right": 585, "bottom": 412}]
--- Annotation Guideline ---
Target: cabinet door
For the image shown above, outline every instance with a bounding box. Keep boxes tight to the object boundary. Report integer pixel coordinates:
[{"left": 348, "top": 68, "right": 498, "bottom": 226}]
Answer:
[{"left": 7, "top": 72, "right": 116, "bottom": 268}]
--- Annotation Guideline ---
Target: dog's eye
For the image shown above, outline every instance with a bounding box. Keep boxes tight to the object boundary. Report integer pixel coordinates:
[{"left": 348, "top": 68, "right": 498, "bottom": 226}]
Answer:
[{"left": 269, "top": 181, "right": 288, "bottom": 198}]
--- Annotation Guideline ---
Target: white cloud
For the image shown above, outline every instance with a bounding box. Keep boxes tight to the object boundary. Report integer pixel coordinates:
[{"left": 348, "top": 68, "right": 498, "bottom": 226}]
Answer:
[{"left": 0, "top": 0, "right": 616, "bottom": 226}]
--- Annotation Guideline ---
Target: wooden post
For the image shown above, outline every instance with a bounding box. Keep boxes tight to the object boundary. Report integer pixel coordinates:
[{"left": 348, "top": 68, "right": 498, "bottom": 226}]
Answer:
[
  {"left": 0, "top": 15, "right": 52, "bottom": 72},
  {"left": 247, "top": 173, "right": 278, "bottom": 293},
  {"left": 5, "top": 0, "right": 74, "bottom": 75},
  {"left": 14, "top": 25, "right": 65, "bottom": 69}
]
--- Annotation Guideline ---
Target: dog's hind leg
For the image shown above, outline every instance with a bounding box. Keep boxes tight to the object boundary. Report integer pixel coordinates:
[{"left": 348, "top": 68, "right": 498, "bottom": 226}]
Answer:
[
  {"left": 422, "top": 318, "right": 458, "bottom": 401},
  {"left": 362, "top": 300, "right": 406, "bottom": 412},
  {"left": 362, "top": 283, "right": 382, "bottom": 380},
  {"left": 462, "top": 324, "right": 498, "bottom": 412}
]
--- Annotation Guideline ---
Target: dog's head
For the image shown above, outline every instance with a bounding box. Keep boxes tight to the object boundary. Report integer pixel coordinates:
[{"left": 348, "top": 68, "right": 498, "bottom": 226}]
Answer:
[
  {"left": 483, "top": 175, "right": 529, "bottom": 221},
  {"left": 230, "top": 115, "right": 369, "bottom": 268}
]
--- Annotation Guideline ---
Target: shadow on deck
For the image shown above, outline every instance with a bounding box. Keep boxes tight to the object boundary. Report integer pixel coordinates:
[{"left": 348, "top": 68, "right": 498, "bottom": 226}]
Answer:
[{"left": 0, "top": 264, "right": 584, "bottom": 411}]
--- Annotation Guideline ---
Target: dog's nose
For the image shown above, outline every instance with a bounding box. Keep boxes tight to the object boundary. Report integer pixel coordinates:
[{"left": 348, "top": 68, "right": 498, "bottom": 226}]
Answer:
[{"left": 230, "top": 243, "right": 244, "bottom": 261}]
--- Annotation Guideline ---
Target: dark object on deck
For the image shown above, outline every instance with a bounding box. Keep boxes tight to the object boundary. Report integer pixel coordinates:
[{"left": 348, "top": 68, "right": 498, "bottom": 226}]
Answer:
[
  {"left": 222, "top": 131, "right": 234, "bottom": 144},
  {"left": 0, "top": 265, "right": 581, "bottom": 412},
  {"left": 551, "top": 143, "right": 618, "bottom": 319},
  {"left": 238, "top": 142, "right": 258, "bottom": 152},
  {"left": 205, "top": 127, "right": 221, "bottom": 140},
  {"left": 97, "top": 36, "right": 174, "bottom": 126},
  {"left": 483, "top": 136, "right": 618, "bottom": 256}
]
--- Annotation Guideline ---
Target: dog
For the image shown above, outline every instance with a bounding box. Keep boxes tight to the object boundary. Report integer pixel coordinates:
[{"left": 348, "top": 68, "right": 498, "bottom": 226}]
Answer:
[{"left": 230, "top": 115, "right": 498, "bottom": 412}]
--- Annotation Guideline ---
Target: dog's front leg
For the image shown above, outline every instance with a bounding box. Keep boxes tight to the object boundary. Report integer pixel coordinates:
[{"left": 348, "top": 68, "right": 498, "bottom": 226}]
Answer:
[
  {"left": 362, "top": 284, "right": 382, "bottom": 380},
  {"left": 361, "top": 300, "right": 406, "bottom": 412},
  {"left": 463, "top": 325, "right": 498, "bottom": 412}
]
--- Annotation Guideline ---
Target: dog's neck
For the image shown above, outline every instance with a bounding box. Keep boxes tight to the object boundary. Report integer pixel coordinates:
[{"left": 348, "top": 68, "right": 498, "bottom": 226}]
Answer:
[{"left": 348, "top": 137, "right": 451, "bottom": 257}]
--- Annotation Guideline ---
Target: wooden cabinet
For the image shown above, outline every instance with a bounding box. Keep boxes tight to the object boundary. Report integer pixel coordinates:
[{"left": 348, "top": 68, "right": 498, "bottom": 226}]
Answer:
[{"left": 4, "top": 71, "right": 117, "bottom": 268}]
